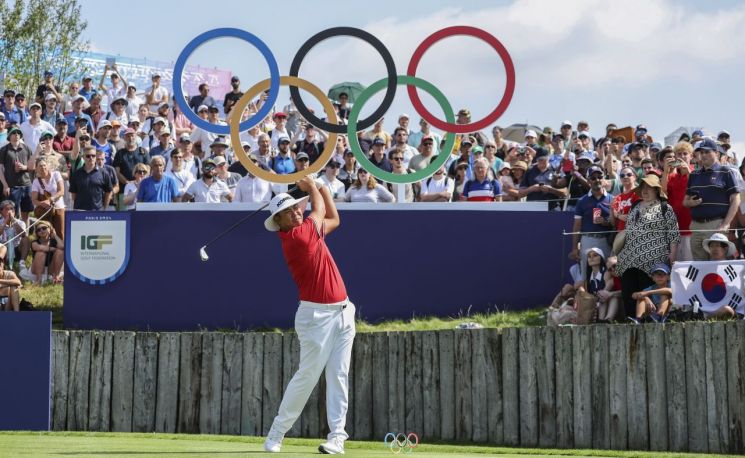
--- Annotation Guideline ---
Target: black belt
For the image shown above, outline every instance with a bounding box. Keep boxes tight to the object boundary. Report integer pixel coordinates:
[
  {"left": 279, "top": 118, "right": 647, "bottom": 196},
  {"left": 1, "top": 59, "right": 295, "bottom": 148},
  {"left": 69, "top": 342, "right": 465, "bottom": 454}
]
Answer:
[{"left": 692, "top": 217, "right": 724, "bottom": 223}]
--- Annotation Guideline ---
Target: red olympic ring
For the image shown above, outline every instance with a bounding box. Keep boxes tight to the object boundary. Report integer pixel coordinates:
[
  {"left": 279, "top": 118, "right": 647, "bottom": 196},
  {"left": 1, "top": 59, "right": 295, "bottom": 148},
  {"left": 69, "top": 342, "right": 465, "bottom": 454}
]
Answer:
[{"left": 406, "top": 25, "right": 516, "bottom": 134}]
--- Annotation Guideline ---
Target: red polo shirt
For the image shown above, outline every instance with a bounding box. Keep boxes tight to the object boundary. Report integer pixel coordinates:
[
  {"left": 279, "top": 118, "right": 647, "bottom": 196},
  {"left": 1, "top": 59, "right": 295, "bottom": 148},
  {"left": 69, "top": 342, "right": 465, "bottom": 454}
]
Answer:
[
  {"left": 53, "top": 134, "right": 75, "bottom": 154},
  {"left": 278, "top": 217, "right": 347, "bottom": 304}
]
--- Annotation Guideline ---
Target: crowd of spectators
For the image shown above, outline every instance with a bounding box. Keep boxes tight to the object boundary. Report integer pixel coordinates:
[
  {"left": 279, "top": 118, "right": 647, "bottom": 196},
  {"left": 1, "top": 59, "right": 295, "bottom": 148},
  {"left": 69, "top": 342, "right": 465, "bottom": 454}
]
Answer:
[{"left": 1, "top": 66, "right": 744, "bottom": 319}]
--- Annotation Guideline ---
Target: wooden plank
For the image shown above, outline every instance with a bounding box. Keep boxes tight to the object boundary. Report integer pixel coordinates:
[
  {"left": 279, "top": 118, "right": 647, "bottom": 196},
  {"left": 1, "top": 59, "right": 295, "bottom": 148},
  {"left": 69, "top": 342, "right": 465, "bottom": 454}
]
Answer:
[
  {"left": 501, "top": 327, "right": 520, "bottom": 446},
  {"left": 404, "top": 332, "right": 423, "bottom": 439},
  {"left": 664, "top": 324, "right": 687, "bottom": 452},
  {"left": 177, "top": 333, "right": 202, "bottom": 433},
  {"left": 554, "top": 327, "right": 574, "bottom": 448},
  {"left": 705, "top": 322, "right": 729, "bottom": 453},
  {"left": 354, "top": 333, "right": 373, "bottom": 439},
  {"left": 455, "top": 330, "right": 473, "bottom": 442},
  {"left": 111, "top": 332, "right": 135, "bottom": 432},
  {"left": 645, "top": 325, "right": 668, "bottom": 452},
  {"left": 626, "top": 325, "right": 649, "bottom": 451},
  {"left": 537, "top": 326, "right": 557, "bottom": 448},
  {"left": 387, "top": 332, "right": 405, "bottom": 435},
  {"left": 89, "top": 331, "right": 113, "bottom": 432},
  {"left": 438, "top": 330, "right": 455, "bottom": 441},
  {"left": 608, "top": 325, "right": 629, "bottom": 450},
  {"left": 66, "top": 331, "right": 92, "bottom": 431},
  {"left": 262, "top": 333, "right": 283, "bottom": 435},
  {"left": 221, "top": 333, "right": 244, "bottom": 436},
  {"left": 199, "top": 333, "right": 224, "bottom": 434},
  {"left": 518, "top": 327, "right": 538, "bottom": 447},
  {"left": 470, "top": 329, "right": 488, "bottom": 443},
  {"left": 485, "top": 329, "right": 502, "bottom": 444},
  {"left": 154, "top": 333, "right": 180, "bottom": 433},
  {"left": 51, "top": 331, "right": 69, "bottom": 431},
  {"left": 132, "top": 332, "right": 158, "bottom": 433},
  {"left": 279, "top": 332, "right": 301, "bottom": 438},
  {"left": 372, "top": 331, "right": 390, "bottom": 440},
  {"left": 685, "top": 322, "right": 708, "bottom": 453},
  {"left": 591, "top": 326, "right": 609, "bottom": 450},
  {"left": 572, "top": 326, "right": 592, "bottom": 449},
  {"left": 725, "top": 321, "right": 745, "bottom": 454},
  {"left": 241, "top": 332, "right": 264, "bottom": 436}
]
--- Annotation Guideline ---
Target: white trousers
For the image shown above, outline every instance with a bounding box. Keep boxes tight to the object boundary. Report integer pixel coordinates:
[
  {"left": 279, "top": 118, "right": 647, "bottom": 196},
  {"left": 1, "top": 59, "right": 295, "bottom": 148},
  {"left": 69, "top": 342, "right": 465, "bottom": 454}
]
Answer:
[{"left": 269, "top": 299, "right": 356, "bottom": 441}]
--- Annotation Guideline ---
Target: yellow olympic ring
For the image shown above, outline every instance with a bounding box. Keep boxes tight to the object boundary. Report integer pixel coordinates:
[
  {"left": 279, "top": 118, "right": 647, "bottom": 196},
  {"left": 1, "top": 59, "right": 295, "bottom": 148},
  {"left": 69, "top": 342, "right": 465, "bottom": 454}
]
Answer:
[{"left": 229, "top": 76, "right": 338, "bottom": 184}]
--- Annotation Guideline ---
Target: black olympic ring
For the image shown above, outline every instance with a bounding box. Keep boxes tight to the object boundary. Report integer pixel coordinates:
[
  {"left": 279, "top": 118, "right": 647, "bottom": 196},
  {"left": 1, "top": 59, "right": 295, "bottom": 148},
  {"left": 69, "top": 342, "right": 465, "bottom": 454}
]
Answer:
[{"left": 288, "top": 26, "right": 398, "bottom": 134}]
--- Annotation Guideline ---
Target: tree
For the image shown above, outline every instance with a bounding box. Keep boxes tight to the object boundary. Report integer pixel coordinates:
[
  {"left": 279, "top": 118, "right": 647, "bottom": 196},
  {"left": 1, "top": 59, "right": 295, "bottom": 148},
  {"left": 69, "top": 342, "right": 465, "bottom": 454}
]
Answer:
[{"left": 0, "top": 0, "right": 89, "bottom": 97}]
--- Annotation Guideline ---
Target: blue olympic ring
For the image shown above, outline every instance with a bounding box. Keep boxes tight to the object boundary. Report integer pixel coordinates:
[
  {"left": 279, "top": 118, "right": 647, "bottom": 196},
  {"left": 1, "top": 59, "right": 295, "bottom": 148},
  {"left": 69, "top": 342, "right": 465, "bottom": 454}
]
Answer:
[{"left": 172, "top": 28, "right": 280, "bottom": 134}]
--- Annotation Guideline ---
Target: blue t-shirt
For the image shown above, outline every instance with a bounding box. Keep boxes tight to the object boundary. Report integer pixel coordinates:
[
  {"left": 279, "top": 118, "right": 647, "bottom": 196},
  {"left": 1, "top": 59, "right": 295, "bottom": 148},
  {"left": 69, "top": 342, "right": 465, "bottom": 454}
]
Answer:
[
  {"left": 78, "top": 87, "right": 98, "bottom": 101},
  {"left": 272, "top": 154, "right": 296, "bottom": 174},
  {"left": 686, "top": 163, "right": 738, "bottom": 220},
  {"left": 64, "top": 112, "right": 93, "bottom": 135},
  {"left": 574, "top": 191, "right": 612, "bottom": 233},
  {"left": 93, "top": 138, "right": 114, "bottom": 165},
  {"left": 136, "top": 175, "right": 181, "bottom": 203},
  {"left": 643, "top": 281, "right": 671, "bottom": 307}
]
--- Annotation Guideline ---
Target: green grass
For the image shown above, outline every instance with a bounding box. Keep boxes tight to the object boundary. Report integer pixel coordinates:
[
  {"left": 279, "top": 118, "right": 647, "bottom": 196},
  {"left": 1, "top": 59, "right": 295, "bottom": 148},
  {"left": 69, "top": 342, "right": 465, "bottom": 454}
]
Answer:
[
  {"left": 0, "top": 432, "right": 733, "bottom": 457},
  {"left": 19, "top": 282, "right": 63, "bottom": 328}
]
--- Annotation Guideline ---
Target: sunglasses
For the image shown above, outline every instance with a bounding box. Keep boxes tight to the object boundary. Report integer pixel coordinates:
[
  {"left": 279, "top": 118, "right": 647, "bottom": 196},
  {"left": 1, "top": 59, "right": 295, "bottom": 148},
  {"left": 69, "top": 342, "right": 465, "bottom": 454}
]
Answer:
[
  {"left": 134, "top": 170, "right": 147, "bottom": 175},
  {"left": 37, "top": 226, "right": 49, "bottom": 232},
  {"left": 391, "top": 157, "right": 404, "bottom": 161},
  {"left": 172, "top": 155, "right": 183, "bottom": 159},
  {"left": 619, "top": 173, "right": 635, "bottom": 178},
  {"left": 589, "top": 175, "right": 604, "bottom": 181},
  {"left": 423, "top": 142, "right": 434, "bottom": 146},
  {"left": 358, "top": 170, "right": 368, "bottom": 174},
  {"left": 84, "top": 154, "right": 96, "bottom": 159}
]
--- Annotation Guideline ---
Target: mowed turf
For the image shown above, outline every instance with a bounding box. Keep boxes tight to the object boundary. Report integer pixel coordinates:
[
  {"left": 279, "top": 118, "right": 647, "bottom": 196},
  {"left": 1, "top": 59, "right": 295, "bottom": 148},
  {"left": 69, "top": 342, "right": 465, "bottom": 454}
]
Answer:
[{"left": 0, "top": 432, "right": 735, "bottom": 457}]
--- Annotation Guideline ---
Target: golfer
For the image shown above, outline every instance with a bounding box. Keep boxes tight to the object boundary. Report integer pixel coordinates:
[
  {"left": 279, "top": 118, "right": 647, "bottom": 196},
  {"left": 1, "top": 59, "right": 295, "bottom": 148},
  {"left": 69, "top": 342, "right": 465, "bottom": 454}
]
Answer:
[{"left": 263, "top": 176, "right": 355, "bottom": 455}]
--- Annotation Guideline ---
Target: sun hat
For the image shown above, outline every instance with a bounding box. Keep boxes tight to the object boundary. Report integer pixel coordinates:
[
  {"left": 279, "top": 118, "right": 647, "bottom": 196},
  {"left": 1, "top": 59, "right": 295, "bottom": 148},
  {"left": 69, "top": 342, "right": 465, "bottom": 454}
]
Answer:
[
  {"left": 633, "top": 174, "right": 666, "bottom": 200},
  {"left": 703, "top": 233, "right": 736, "bottom": 257},
  {"left": 264, "top": 193, "right": 310, "bottom": 232}
]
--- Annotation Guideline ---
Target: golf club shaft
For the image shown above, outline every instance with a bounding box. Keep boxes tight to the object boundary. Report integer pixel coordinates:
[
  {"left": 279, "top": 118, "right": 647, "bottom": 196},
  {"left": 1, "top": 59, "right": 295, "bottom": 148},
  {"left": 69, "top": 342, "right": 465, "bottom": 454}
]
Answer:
[{"left": 203, "top": 185, "right": 297, "bottom": 250}]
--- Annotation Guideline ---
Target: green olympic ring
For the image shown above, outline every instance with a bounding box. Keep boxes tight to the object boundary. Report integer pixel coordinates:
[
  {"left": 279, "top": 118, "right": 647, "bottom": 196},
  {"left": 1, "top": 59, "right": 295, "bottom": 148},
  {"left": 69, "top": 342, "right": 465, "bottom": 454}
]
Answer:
[{"left": 346, "top": 75, "right": 456, "bottom": 185}]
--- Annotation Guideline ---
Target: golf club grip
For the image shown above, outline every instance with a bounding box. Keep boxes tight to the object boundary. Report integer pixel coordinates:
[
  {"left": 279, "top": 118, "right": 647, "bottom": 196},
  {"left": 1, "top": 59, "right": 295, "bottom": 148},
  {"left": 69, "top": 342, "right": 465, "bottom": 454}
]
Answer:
[{"left": 203, "top": 185, "right": 298, "bottom": 248}]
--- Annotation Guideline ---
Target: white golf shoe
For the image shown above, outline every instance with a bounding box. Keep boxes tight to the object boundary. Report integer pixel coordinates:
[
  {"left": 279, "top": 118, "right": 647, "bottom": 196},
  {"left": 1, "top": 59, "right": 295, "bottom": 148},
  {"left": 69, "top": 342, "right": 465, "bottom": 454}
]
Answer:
[
  {"left": 263, "top": 432, "right": 283, "bottom": 453},
  {"left": 318, "top": 437, "right": 345, "bottom": 454}
]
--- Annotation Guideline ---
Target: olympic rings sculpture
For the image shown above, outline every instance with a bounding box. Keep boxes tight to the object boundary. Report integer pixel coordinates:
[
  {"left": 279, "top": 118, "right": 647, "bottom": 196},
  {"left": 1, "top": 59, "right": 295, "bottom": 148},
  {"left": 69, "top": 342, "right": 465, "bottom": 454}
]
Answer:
[
  {"left": 173, "top": 26, "right": 515, "bottom": 185},
  {"left": 384, "top": 432, "right": 419, "bottom": 454}
]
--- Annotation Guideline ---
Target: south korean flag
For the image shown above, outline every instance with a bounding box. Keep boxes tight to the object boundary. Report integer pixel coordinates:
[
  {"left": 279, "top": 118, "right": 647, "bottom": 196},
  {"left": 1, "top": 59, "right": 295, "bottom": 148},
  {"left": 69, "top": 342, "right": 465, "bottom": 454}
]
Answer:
[{"left": 672, "top": 261, "right": 745, "bottom": 314}]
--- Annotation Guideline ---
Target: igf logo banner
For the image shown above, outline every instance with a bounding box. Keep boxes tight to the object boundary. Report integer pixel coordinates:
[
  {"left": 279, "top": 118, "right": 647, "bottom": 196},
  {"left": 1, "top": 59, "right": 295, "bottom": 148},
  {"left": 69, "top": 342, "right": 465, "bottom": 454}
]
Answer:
[{"left": 66, "top": 213, "right": 131, "bottom": 285}]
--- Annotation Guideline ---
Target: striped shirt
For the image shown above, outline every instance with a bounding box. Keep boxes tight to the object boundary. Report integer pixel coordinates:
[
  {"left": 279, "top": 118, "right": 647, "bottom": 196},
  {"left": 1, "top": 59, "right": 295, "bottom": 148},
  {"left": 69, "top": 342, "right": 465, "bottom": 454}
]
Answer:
[
  {"left": 686, "top": 163, "right": 738, "bottom": 220},
  {"left": 462, "top": 178, "right": 501, "bottom": 202}
]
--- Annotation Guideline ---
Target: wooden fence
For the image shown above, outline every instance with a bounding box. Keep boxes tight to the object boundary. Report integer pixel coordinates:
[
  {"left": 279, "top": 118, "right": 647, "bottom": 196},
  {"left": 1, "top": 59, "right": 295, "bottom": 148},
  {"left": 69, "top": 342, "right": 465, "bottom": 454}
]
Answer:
[{"left": 51, "top": 322, "right": 745, "bottom": 453}]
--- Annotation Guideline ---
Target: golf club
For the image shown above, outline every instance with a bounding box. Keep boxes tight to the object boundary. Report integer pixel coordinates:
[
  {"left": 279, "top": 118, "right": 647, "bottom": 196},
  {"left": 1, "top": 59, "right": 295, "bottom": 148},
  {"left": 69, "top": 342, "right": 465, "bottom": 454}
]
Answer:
[{"left": 199, "top": 186, "right": 297, "bottom": 261}]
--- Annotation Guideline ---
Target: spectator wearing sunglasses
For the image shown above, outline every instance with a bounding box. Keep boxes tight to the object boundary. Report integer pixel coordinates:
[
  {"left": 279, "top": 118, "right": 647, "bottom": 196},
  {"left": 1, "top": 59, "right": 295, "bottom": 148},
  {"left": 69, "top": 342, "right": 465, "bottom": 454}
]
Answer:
[
  {"left": 387, "top": 148, "right": 415, "bottom": 203},
  {"left": 30, "top": 220, "right": 64, "bottom": 285},
  {"left": 183, "top": 159, "right": 231, "bottom": 203},
  {"left": 337, "top": 150, "right": 358, "bottom": 191},
  {"left": 318, "top": 161, "right": 345, "bottom": 201},
  {"left": 123, "top": 164, "right": 150, "bottom": 210},
  {"left": 420, "top": 162, "right": 453, "bottom": 202},
  {"left": 344, "top": 168, "right": 394, "bottom": 203},
  {"left": 569, "top": 165, "right": 613, "bottom": 279},
  {"left": 69, "top": 145, "right": 113, "bottom": 210},
  {"left": 661, "top": 141, "right": 694, "bottom": 261},
  {"left": 409, "top": 135, "right": 436, "bottom": 171},
  {"left": 165, "top": 149, "right": 194, "bottom": 197},
  {"left": 136, "top": 156, "right": 181, "bottom": 204},
  {"left": 610, "top": 166, "right": 640, "bottom": 231}
]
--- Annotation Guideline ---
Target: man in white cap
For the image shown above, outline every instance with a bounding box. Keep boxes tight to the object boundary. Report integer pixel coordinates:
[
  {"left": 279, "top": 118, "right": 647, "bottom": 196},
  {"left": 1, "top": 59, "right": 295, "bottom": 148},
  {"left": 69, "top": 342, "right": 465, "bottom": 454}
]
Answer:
[
  {"left": 263, "top": 176, "right": 354, "bottom": 455},
  {"left": 19, "top": 102, "right": 54, "bottom": 151},
  {"left": 145, "top": 74, "right": 168, "bottom": 114}
]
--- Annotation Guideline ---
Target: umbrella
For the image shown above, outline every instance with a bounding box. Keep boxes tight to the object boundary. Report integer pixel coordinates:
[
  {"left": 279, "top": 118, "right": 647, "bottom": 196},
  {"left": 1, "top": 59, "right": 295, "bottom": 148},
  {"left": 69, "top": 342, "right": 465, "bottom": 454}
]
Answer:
[
  {"left": 327, "top": 82, "right": 366, "bottom": 104},
  {"left": 665, "top": 126, "right": 704, "bottom": 146},
  {"left": 500, "top": 123, "right": 543, "bottom": 143}
]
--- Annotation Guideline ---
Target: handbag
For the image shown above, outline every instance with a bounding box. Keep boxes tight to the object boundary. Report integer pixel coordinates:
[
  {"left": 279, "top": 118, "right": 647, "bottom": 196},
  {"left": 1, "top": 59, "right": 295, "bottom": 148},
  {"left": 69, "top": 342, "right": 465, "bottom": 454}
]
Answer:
[
  {"left": 576, "top": 291, "right": 597, "bottom": 325},
  {"left": 33, "top": 177, "right": 55, "bottom": 220}
]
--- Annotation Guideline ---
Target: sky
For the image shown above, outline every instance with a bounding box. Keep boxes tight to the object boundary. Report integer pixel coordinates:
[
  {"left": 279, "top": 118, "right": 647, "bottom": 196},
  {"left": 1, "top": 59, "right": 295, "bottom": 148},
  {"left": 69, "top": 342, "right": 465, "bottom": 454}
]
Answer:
[{"left": 79, "top": 0, "right": 745, "bottom": 151}]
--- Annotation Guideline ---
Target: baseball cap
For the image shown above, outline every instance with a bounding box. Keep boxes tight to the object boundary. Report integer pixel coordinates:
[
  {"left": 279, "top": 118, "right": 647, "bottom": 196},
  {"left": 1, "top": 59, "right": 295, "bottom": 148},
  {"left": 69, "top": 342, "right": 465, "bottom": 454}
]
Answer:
[
  {"left": 72, "top": 94, "right": 85, "bottom": 103},
  {"left": 97, "top": 119, "right": 112, "bottom": 130},
  {"left": 524, "top": 130, "right": 537, "bottom": 138},
  {"left": 44, "top": 93, "right": 57, "bottom": 101},
  {"left": 460, "top": 136, "right": 473, "bottom": 145},
  {"left": 202, "top": 159, "right": 216, "bottom": 171},
  {"left": 0, "top": 113, "right": 5, "bottom": 120},
  {"left": 212, "top": 156, "right": 227, "bottom": 166},
  {"left": 694, "top": 138, "right": 718, "bottom": 152},
  {"left": 28, "top": 102, "right": 42, "bottom": 110},
  {"left": 40, "top": 130, "right": 54, "bottom": 140},
  {"left": 3, "top": 89, "right": 15, "bottom": 97},
  {"left": 372, "top": 137, "right": 385, "bottom": 146},
  {"left": 231, "top": 75, "right": 240, "bottom": 82},
  {"left": 650, "top": 263, "right": 670, "bottom": 275},
  {"left": 649, "top": 142, "right": 662, "bottom": 152},
  {"left": 124, "top": 128, "right": 136, "bottom": 135},
  {"left": 561, "top": 120, "right": 572, "bottom": 128},
  {"left": 158, "top": 102, "right": 170, "bottom": 110},
  {"left": 240, "top": 141, "right": 251, "bottom": 149},
  {"left": 586, "top": 165, "right": 604, "bottom": 177},
  {"left": 197, "top": 105, "right": 209, "bottom": 113},
  {"left": 718, "top": 130, "right": 731, "bottom": 138},
  {"left": 692, "top": 129, "right": 704, "bottom": 138},
  {"left": 207, "top": 105, "right": 219, "bottom": 112},
  {"left": 577, "top": 153, "right": 594, "bottom": 162},
  {"left": 534, "top": 147, "right": 549, "bottom": 159},
  {"left": 153, "top": 116, "right": 166, "bottom": 125},
  {"left": 112, "top": 97, "right": 128, "bottom": 106},
  {"left": 471, "top": 146, "right": 484, "bottom": 154},
  {"left": 277, "top": 135, "right": 291, "bottom": 144},
  {"left": 82, "top": 76, "right": 92, "bottom": 81},
  {"left": 55, "top": 117, "right": 67, "bottom": 125},
  {"left": 44, "top": 70, "right": 53, "bottom": 77},
  {"left": 160, "top": 130, "right": 171, "bottom": 137},
  {"left": 179, "top": 133, "right": 191, "bottom": 143},
  {"left": 111, "top": 120, "right": 121, "bottom": 128},
  {"left": 398, "top": 113, "right": 410, "bottom": 120},
  {"left": 210, "top": 137, "right": 228, "bottom": 148},
  {"left": 635, "top": 124, "right": 648, "bottom": 133},
  {"left": 273, "top": 111, "right": 287, "bottom": 119},
  {"left": 152, "top": 73, "right": 161, "bottom": 79},
  {"left": 127, "top": 82, "right": 136, "bottom": 89},
  {"left": 128, "top": 118, "right": 140, "bottom": 125},
  {"left": 577, "top": 131, "right": 592, "bottom": 139},
  {"left": 296, "top": 152, "right": 310, "bottom": 161},
  {"left": 7, "top": 127, "right": 22, "bottom": 137}
]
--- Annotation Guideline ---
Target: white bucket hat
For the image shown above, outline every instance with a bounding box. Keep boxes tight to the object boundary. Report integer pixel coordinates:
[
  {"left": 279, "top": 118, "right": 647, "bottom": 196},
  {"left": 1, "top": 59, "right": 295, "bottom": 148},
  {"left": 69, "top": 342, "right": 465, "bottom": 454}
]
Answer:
[
  {"left": 703, "top": 233, "right": 736, "bottom": 257},
  {"left": 264, "top": 193, "right": 309, "bottom": 232}
]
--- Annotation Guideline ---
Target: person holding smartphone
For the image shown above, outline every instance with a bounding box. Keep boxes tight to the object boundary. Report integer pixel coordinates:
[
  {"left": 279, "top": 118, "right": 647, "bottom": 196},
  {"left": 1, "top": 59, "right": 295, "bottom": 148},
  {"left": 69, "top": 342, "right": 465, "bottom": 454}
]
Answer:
[
  {"left": 684, "top": 138, "right": 741, "bottom": 260},
  {"left": 661, "top": 142, "right": 694, "bottom": 260}
]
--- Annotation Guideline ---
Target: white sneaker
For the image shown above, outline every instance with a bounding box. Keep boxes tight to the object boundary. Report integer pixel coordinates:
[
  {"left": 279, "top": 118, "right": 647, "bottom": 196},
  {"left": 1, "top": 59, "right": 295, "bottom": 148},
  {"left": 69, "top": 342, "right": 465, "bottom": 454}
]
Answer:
[
  {"left": 263, "top": 432, "right": 283, "bottom": 453},
  {"left": 319, "top": 437, "right": 345, "bottom": 454},
  {"left": 19, "top": 260, "right": 26, "bottom": 271}
]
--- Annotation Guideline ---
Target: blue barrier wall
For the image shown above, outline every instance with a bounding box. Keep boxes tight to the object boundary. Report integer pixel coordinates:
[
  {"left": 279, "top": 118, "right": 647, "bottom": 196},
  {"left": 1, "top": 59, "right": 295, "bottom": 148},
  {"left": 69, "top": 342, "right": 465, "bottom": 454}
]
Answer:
[
  {"left": 0, "top": 312, "right": 51, "bottom": 430},
  {"left": 65, "top": 206, "right": 574, "bottom": 331}
]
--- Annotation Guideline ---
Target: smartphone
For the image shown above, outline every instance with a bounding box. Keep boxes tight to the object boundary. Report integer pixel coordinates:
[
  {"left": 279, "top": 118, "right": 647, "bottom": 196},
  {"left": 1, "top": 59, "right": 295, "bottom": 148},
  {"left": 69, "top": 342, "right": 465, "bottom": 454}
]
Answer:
[
  {"left": 593, "top": 208, "right": 602, "bottom": 222},
  {"left": 687, "top": 190, "right": 701, "bottom": 199},
  {"left": 561, "top": 159, "right": 574, "bottom": 173}
]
